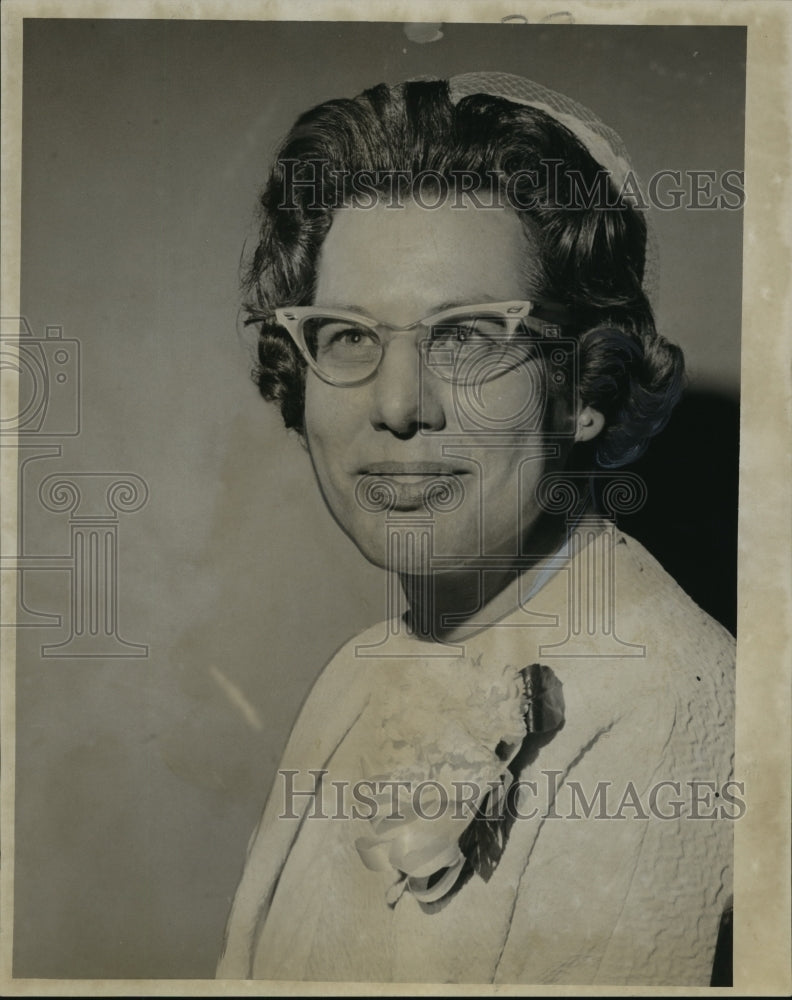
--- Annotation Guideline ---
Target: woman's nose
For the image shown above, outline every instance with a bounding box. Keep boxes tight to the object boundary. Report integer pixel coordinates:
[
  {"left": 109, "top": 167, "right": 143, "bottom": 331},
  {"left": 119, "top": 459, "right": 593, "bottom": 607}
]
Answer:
[{"left": 368, "top": 334, "right": 446, "bottom": 437}]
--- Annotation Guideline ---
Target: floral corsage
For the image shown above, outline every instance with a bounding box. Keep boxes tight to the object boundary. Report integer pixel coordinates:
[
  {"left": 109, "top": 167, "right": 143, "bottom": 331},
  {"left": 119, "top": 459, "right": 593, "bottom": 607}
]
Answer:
[{"left": 354, "top": 656, "right": 563, "bottom": 906}]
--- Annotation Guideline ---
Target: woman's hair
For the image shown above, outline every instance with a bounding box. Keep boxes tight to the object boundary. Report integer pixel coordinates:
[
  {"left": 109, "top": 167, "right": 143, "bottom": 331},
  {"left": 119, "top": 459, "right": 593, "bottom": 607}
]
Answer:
[{"left": 242, "top": 79, "right": 684, "bottom": 468}]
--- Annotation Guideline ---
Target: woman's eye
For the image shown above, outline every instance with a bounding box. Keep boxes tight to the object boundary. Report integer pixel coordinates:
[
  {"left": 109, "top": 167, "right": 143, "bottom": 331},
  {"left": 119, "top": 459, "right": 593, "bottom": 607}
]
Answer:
[
  {"left": 306, "top": 320, "right": 380, "bottom": 363},
  {"left": 430, "top": 316, "right": 509, "bottom": 345},
  {"left": 450, "top": 325, "right": 475, "bottom": 342},
  {"left": 329, "top": 326, "right": 361, "bottom": 344},
  {"left": 323, "top": 325, "right": 375, "bottom": 347}
]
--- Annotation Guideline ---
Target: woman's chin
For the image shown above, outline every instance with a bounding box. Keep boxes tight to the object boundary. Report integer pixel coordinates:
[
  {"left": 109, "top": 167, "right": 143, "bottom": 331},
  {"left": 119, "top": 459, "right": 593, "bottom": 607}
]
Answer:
[{"left": 342, "top": 520, "right": 504, "bottom": 577}]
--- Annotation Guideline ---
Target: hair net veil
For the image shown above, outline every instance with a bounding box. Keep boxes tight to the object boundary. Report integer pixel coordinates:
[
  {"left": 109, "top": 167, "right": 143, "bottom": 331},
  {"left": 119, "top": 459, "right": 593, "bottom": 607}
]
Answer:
[{"left": 445, "top": 71, "right": 660, "bottom": 300}]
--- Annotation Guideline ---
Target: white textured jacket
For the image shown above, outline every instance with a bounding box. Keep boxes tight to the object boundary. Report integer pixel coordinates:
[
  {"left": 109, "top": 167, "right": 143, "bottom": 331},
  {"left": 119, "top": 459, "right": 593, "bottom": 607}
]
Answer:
[{"left": 218, "top": 530, "right": 735, "bottom": 985}]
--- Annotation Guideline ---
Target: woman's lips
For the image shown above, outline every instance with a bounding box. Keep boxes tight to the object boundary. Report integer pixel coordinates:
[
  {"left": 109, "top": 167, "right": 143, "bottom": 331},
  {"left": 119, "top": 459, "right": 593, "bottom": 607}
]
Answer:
[
  {"left": 359, "top": 462, "right": 470, "bottom": 476},
  {"left": 355, "top": 465, "right": 469, "bottom": 511}
]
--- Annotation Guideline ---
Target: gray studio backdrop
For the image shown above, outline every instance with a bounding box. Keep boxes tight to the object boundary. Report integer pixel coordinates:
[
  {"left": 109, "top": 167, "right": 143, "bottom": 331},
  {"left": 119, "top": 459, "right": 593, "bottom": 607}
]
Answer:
[{"left": 14, "top": 20, "right": 744, "bottom": 979}]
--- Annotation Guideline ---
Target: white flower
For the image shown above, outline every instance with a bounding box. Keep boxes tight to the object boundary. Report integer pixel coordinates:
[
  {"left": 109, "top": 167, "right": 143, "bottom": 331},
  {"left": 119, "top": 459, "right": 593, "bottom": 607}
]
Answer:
[{"left": 355, "top": 654, "right": 533, "bottom": 903}]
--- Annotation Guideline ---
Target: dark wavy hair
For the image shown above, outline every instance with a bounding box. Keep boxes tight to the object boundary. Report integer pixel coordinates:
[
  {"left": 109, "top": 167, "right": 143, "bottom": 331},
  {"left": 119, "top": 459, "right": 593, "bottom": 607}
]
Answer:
[{"left": 241, "top": 79, "right": 684, "bottom": 468}]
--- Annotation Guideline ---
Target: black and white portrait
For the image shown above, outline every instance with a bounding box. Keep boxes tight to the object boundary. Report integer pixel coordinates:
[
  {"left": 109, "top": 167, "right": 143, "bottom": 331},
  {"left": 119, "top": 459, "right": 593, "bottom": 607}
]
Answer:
[{"left": 2, "top": 5, "right": 790, "bottom": 993}]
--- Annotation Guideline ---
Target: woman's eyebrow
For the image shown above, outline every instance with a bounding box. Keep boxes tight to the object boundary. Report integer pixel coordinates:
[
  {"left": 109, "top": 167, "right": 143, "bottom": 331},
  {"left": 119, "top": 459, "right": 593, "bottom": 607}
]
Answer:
[
  {"left": 429, "top": 297, "right": 504, "bottom": 313},
  {"left": 322, "top": 297, "right": 507, "bottom": 317},
  {"left": 329, "top": 303, "right": 376, "bottom": 317}
]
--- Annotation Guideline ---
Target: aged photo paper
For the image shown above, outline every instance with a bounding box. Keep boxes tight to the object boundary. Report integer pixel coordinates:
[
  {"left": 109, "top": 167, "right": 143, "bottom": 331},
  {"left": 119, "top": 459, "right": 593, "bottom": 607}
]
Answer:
[{"left": 1, "top": 0, "right": 790, "bottom": 995}]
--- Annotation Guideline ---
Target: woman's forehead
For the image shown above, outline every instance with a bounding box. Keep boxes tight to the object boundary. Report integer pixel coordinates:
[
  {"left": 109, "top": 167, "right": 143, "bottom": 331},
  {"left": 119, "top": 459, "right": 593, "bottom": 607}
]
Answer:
[{"left": 314, "top": 200, "right": 536, "bottom": 322}]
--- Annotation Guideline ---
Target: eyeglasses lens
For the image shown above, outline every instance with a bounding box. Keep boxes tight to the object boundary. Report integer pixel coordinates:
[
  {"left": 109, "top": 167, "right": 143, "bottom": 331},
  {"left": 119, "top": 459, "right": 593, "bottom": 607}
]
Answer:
[{"left": 301, "top": 312, "right": 540, "bottom": 385}]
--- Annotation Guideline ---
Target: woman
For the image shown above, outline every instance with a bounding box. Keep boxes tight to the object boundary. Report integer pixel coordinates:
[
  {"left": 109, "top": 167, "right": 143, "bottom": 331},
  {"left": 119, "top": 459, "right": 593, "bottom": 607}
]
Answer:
[{"left": 217, "top": 73, "right": 735, "bottom": 985}]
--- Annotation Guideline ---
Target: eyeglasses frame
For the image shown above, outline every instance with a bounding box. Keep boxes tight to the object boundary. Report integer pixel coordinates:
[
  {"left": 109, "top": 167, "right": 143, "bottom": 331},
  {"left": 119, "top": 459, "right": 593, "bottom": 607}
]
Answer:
[{"left": 270, "top": 299, "right": 573, "bottom": 387}]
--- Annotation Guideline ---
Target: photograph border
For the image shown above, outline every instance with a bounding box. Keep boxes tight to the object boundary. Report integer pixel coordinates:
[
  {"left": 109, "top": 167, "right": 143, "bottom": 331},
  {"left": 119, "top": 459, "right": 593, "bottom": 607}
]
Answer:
[{"left": 1, "top": 1, "right": 790, "bottom": 996}]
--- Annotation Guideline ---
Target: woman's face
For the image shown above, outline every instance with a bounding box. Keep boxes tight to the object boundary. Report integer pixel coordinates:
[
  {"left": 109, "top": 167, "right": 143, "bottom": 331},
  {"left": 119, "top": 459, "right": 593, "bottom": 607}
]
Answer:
[{"left": 303, "top": 198, "right": 578, "bottom": 573}]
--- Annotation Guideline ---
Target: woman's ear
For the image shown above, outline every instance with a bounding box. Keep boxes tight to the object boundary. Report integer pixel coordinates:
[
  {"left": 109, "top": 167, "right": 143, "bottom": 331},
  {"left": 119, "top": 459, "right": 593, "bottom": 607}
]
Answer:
[{"left": 574, "top": 405, "right": 605, "bottom": 443}]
